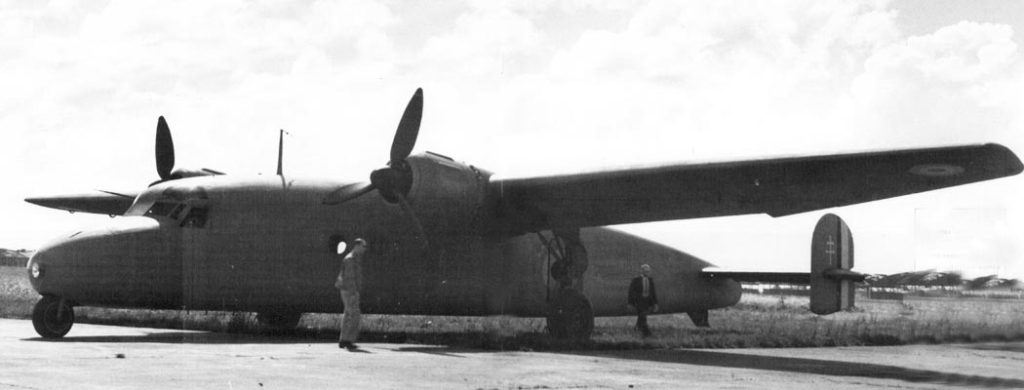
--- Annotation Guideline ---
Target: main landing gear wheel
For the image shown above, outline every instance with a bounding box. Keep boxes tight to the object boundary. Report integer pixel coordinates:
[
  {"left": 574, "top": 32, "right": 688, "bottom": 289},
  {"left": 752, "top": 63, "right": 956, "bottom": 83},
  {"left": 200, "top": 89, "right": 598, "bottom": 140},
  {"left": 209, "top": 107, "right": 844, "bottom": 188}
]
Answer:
[
  {"left": 546, "top": 289, "right": 594, "bottom": 340},
  {"left": 32, "top": 296, "right": 74, "bottom": 339},
  {"left": 256, "top": 312, "right": 303, "bottom": 331}
]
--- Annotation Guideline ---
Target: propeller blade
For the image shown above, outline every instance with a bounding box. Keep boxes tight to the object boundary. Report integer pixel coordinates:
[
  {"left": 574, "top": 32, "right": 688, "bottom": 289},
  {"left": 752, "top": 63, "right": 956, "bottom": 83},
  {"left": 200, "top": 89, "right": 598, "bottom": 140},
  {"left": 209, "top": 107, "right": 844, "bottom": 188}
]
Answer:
[
  {"left": 155, "top": 116, "right": 175, "bottom": 180},
  {"left": 390, "top": 88, "right": 423, "bottom": 166},
  {"left": 323, "top": 182, "right": 375, "bottom": 205},
  {"left": 395, "top": 192, "right": 429, "bottom": 251}
]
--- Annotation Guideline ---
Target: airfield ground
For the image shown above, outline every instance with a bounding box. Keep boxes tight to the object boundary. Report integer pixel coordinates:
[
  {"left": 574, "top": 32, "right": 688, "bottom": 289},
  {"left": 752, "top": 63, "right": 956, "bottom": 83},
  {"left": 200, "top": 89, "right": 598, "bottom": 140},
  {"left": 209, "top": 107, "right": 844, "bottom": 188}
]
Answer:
[
  {"left": 3, "top": 319, "right": 1024, "bottom": 389},
  {"left": 3, "top": 266, "right": 1024, "bottom": 350},
  {"left": 5, "top": 265, "right": 1024, "bottom": 388}
]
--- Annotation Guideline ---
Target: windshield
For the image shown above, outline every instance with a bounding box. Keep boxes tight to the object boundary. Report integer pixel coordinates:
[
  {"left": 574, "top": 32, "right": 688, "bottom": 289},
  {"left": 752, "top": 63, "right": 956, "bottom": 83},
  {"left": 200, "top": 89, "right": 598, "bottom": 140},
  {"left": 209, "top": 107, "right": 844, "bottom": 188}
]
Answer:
[
  {"left": 130, "top": 185, "right": 211, "bottom": 228},
  {"left": 145, "top": 201, "right": 181, "bottom": 217}
]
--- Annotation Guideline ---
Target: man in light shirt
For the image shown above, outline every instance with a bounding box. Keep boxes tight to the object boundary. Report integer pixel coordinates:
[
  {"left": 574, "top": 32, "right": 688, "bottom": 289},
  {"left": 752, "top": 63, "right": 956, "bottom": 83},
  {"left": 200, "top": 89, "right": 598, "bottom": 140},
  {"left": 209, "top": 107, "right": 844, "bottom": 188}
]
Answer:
[{"left": 336, "top": 238, "right": 367, "bottom": 350}]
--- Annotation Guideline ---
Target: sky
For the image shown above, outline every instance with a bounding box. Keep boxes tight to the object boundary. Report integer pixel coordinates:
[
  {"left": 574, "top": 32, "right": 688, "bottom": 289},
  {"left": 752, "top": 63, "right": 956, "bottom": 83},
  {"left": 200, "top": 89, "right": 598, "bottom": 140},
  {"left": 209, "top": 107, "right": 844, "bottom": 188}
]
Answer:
[{"left": 1, "top": 0, "right": 1022, "bottom": 279}]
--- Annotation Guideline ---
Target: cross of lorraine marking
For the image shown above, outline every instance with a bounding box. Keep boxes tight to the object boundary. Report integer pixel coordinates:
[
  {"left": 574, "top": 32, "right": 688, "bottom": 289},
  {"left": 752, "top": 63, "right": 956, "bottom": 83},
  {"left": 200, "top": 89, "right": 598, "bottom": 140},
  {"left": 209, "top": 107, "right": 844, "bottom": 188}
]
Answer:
[{"left": 825, "top": 235, "right": 837, "bottom": 265}]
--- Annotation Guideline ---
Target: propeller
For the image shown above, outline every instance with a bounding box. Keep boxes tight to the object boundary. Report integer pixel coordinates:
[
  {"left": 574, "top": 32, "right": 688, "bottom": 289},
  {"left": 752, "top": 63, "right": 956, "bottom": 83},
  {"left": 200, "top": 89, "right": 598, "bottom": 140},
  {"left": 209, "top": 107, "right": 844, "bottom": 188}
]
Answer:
[
  {"left": 324, "top": 88, "right": 429, "bottom": 249},
  {"left": 325, "top": 88, "right": 423, "bottom": 205},
  {"left": 150, "top": 116, "right": 224, "bottom": 185},
  {"left": 155, "top": 116, "right": 175, "bottom": 180}
]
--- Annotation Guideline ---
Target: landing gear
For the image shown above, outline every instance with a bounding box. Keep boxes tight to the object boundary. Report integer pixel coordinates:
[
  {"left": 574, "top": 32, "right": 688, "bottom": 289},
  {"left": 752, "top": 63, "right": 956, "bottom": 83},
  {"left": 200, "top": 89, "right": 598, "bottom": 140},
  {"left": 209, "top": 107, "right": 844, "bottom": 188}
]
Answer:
[
  {"left": 546, "top": 289, "right": 594, "bottom": 340},
  {"left": 32, "top": 296, "right": 74, "bottom": 339},
  {"left": 256, "top": 311, "right": 303, "bottom": 331},
  {"left": 539, "top": 229, "right": 594, "bottom": 340}
]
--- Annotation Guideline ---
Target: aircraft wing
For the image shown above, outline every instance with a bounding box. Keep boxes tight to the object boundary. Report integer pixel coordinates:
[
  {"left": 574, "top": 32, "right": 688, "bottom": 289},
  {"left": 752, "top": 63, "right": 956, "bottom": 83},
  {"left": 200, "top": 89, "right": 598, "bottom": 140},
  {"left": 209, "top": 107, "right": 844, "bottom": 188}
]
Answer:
[
  {"left": 25, "top": 191, "right": 139, "bottom": 216},
  {"left": 490, "top": 143, "right": 1023, "bottom": 234}
]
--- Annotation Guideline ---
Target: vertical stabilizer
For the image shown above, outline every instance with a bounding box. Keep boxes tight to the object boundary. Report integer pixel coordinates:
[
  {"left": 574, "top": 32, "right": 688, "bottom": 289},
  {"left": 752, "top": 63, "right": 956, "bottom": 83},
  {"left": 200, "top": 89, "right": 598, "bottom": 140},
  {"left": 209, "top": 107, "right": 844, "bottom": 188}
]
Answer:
[{"left": 810, "top": 213, "right": 861, "bottom": 314}]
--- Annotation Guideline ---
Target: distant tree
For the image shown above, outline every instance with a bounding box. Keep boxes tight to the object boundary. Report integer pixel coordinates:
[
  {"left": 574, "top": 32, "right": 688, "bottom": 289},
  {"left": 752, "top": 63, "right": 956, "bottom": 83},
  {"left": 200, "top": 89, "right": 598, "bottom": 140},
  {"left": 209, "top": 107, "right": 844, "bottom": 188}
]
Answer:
[
  {"left": 922, "top": 272, "right": 961, "bottom": 287},
  {"left": 966, "top": 275, "right": 997, "bottom": 290}
]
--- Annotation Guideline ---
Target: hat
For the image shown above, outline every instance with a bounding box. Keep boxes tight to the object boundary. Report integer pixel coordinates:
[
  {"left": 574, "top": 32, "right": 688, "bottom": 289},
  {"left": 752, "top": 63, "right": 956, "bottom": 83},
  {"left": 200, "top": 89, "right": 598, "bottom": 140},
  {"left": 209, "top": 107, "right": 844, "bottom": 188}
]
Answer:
[
  {"left": 640, "top": 264, "right": 651, "bottom": 271},
  {"left": 352, "top": 238, "right": 367, "bottom": 246}
]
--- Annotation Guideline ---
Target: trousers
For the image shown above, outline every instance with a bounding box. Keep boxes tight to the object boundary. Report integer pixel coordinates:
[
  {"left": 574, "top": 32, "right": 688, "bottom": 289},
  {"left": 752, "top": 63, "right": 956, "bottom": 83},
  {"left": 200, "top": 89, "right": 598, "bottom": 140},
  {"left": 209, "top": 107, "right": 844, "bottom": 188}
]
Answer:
[
  {"left": 340, "top": 290, "right": 361, "bottom": 342},
  {"left": 635, "top": 310, "right": 651, "bottom": 336}
]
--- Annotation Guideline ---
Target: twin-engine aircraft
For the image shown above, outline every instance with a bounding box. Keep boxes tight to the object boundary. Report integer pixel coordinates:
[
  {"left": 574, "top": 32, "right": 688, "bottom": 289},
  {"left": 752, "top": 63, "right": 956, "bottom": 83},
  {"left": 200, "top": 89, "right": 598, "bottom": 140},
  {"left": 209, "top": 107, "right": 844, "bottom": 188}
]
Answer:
[{"left": 25, "top": 88, "right": 1023, "bottom": 339}]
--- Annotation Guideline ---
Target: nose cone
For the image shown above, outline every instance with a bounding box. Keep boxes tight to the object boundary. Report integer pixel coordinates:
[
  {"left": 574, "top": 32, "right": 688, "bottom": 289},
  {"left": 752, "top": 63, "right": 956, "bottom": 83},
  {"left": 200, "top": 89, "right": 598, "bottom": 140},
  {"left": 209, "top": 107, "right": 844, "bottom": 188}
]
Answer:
[{"left": 28, "top": 217, "right": 177, "bottom": 306}]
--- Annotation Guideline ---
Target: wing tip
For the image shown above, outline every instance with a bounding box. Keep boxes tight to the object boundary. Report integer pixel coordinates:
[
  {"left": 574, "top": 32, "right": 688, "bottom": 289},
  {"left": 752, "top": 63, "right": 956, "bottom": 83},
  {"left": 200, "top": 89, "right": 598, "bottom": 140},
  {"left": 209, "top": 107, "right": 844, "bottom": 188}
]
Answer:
[
  {"left": 24, "top": 196, "right": 73, "bottom": 212},
  {"left": 983, "top": 143, "right": 1024, "bottom": 176}
]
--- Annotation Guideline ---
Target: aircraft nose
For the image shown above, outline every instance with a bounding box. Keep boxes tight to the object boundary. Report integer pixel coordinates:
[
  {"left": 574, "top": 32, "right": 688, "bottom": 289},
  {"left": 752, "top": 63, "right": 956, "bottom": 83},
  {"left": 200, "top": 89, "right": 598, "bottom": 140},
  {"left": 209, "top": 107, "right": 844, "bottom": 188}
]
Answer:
[
  {"left": 27, "top": 235, "right": 73, "bottom": 295},
  {"left": 27, "top": 217, "right": 172, "bottom": 303}
]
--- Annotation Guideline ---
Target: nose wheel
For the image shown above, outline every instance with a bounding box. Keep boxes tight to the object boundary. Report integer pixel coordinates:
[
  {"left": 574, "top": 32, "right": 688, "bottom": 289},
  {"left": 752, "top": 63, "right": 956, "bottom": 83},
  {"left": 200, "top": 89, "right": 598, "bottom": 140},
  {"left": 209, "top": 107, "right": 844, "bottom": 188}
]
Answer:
[{"left": 32, "top": 296, "right": 75, "bottom": 339}]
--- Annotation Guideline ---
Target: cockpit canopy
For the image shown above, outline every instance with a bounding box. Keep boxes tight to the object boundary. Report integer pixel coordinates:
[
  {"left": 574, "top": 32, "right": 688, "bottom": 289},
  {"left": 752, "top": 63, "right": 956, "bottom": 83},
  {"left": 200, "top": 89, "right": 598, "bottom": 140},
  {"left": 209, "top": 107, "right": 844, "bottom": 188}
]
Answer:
[{"left": 128, "top": 185, "right": 210, "bottom": 228}]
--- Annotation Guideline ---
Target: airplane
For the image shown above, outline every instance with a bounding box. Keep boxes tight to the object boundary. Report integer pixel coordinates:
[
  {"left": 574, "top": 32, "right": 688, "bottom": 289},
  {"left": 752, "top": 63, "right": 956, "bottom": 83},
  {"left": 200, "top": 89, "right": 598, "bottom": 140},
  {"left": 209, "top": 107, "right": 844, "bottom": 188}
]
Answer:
[{"left": 24, "top": 88, "right": 1023, "bottom": 340}]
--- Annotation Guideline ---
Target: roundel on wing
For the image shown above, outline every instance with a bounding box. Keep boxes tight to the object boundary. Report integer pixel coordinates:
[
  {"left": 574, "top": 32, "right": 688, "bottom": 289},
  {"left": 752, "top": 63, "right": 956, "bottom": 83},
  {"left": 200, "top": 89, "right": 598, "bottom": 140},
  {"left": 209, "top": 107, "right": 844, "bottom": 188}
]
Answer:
[{"left": 909, "top": 164, "right": 965, "bottom": 177}]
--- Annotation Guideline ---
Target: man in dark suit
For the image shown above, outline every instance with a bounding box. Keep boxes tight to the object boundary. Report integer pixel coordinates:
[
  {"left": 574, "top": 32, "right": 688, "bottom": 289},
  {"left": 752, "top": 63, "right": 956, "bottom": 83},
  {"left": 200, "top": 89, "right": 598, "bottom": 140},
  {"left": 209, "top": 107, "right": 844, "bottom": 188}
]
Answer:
[{"left": 627, "top": 264, "right": 659, "bottom": 337}]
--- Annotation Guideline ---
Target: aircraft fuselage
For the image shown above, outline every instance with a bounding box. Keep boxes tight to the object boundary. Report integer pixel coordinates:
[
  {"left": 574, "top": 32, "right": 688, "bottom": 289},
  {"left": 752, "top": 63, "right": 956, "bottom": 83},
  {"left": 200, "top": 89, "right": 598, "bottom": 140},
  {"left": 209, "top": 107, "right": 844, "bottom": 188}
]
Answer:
[{"left": 28, "top": 172, "right": 740, "bottom": 318}]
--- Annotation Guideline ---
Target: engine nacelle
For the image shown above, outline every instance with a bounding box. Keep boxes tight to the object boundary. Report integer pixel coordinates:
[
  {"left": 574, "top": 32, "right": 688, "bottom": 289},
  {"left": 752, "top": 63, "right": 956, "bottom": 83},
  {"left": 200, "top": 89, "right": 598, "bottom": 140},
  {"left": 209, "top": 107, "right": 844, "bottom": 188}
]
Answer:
[
  {"left": 405, "top": 152, "right": 491, "bottom": 233},
  {"left": 168, "top": 167, "right": 223, "bottom": 180}
]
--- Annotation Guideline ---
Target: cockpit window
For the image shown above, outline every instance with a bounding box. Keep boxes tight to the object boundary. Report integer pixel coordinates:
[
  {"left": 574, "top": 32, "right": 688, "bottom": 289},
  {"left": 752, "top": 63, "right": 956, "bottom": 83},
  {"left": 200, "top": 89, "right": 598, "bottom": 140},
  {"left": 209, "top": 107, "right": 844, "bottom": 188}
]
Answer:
[
  {"left": 168, "top": 204, "right": 187, "bottom": 219},
  {"left": 144, "top": 201, "right": 204, "bottom": 228},
  {"left": 145, "top": 201, "right": 178, "bottom": 217},
  {"left": 180, "top": 207, "right": 208, "bottom": 228}
]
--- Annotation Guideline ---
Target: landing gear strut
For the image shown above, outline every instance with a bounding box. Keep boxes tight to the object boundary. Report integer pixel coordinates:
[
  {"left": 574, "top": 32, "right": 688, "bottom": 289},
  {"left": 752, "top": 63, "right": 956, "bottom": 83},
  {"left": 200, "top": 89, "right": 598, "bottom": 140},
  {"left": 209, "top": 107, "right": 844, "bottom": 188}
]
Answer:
[
  {"left": 539, "top": 229, "right": 594, "bottom": 340},
  {"left": 32, "top": 296, "right": 74, "bottom": 339}
]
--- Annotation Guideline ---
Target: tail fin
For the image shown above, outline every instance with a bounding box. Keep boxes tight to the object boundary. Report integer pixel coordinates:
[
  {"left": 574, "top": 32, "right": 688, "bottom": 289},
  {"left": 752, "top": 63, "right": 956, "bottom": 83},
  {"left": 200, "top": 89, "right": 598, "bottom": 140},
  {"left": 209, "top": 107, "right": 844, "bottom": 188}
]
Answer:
[{"left": 809, "top": 213, "right": 864, "bottom": 315}]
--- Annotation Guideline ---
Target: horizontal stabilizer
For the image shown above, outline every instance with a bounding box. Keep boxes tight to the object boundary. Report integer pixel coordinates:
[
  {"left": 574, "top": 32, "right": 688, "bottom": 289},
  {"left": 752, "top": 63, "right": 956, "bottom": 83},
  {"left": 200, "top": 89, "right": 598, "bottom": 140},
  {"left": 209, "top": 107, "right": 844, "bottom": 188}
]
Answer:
[
  {"left": 701, "top": 213, "right": 865, "bottom": 315},
  {"left": 702, "top": 271, "right": 810, "bottom": 284},
  {"left": 701, "top": 270, "right": 865, "bottom": 285}
]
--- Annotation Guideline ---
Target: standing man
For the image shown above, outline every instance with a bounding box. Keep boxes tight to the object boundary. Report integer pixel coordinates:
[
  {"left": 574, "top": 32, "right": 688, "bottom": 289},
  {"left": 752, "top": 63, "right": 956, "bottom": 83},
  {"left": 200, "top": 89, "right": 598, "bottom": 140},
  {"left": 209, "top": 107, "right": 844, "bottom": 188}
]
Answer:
[
  {"left": 627, "top": 264, "right": 659, "bottom": 337},
  {"left": 335, "top": 238, "right": 367, "bottom": 350}
]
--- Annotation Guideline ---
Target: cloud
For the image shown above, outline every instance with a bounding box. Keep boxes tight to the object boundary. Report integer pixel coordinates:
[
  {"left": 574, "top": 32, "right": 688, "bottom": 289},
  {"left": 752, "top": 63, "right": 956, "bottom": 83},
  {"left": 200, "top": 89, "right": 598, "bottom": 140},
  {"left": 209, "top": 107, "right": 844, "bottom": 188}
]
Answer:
[
  {"left": 850, "top": 21, "right": 1021, "bottom": 146},
  {"left": 420, "top": 5, "right": 546, "bottom": 78}
]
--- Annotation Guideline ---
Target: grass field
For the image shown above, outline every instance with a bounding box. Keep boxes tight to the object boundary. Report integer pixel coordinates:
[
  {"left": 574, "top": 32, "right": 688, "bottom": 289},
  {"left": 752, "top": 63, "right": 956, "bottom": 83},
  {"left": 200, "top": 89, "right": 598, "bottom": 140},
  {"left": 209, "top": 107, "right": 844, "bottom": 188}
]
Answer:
[{"left": 4, "top": 266, "right": 1024, "bottom": 350}]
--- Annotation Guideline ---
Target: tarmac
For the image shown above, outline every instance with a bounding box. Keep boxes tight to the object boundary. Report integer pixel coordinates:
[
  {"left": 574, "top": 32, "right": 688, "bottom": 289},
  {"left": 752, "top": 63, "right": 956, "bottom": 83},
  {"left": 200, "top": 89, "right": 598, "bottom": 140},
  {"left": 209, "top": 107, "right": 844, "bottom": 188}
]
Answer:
[{"left": 2, "top": 318, "right": 1024, "bottom": 389}]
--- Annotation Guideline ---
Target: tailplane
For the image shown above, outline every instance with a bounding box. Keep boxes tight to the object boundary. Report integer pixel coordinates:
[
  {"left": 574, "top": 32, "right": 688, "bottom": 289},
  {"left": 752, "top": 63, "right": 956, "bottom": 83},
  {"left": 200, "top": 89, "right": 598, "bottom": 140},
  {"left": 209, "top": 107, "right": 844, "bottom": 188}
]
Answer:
[
  {"left": 701, "top": 213, "right": 867, "bottom": 317},
  {"left": 809, "top": 213, "right": 865, "bottom": 314}
]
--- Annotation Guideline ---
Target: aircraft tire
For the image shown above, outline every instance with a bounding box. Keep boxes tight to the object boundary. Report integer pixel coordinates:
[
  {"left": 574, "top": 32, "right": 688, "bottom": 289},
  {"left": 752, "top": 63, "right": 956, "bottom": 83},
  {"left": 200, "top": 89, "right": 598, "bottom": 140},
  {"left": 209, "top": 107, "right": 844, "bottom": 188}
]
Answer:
[
  {"left": 546, "top": 289, "right": 594, "bottom": 340},
  {"left": 32, "top": 296, "right": 74, "bottom": 339},
  {"left": 256, "top": 312, "right": 302, "bottom": 331}
]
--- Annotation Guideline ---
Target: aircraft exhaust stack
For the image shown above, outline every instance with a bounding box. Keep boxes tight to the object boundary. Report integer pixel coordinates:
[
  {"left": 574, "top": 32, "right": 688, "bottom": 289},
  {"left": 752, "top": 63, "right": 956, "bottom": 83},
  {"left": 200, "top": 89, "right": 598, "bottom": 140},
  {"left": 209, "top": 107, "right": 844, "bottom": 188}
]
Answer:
[{"left": 809, "top": 213, "right": 865, "bottom": 315}]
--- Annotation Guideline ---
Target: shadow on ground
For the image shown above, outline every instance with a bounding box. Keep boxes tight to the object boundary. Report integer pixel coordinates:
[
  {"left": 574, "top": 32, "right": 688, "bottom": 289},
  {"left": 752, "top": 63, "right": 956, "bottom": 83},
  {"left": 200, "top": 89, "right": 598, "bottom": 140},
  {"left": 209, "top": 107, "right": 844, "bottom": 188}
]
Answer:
[
  {"left": 571, "top": 349, "right": 1024, "bottom": 389},
  {"left": 25, "top": 331, "right": 329, "bottom": 345},
  {"left": 22, "top": 322, "right": 1024, "bottom": 389}
]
